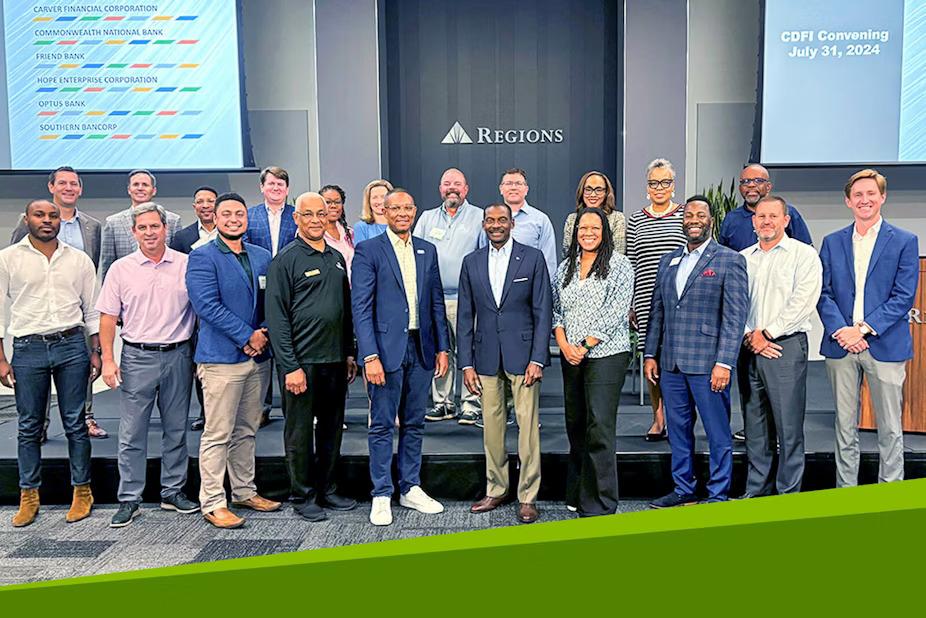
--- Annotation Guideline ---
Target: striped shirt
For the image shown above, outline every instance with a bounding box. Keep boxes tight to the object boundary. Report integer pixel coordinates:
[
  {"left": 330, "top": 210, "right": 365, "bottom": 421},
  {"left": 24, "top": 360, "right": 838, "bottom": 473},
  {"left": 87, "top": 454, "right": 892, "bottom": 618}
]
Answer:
[{"left": 625, "top": 205, "right": 686, "bottom": 350}]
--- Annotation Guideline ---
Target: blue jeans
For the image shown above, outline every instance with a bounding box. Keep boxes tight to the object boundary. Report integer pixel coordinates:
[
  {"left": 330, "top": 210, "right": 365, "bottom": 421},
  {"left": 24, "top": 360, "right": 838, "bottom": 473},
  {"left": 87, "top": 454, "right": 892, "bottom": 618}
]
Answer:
[
  {"left": 12, "top": 332, "right": 91, "bottom": 488},
  {"left": 367, "top": 334, "right": 430, "bottom": 497}
]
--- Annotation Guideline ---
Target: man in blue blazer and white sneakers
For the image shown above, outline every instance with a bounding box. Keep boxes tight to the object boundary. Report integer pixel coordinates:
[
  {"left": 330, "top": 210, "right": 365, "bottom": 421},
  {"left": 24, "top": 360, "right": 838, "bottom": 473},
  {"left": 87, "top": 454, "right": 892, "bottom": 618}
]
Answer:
[
  {"left": 351, "top": 188, "right": 451, "bottom": 526},
  {"left": 187, "top": 193, "right": 282, "bottom": 529},
  {"left": 457, "top": 203, "right": 551, "bottom": 524},
  {"left": 644, "top": 196, "right": 749, "bottom": 506},
  {"left": 818, "top": 169, "right": 918, "bottom": 487}
]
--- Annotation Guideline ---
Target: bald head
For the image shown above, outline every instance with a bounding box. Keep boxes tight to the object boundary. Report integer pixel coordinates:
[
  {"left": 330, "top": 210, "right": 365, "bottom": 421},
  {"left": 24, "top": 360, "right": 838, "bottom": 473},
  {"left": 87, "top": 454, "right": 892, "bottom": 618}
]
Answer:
[
  {"left": 739, "top": 164, "right": 772, "bottom": 208},
  {"left": 439, "top": 167, "right": 468, "bottom": 207},
  {"left": 293, "top": 191, "right": 327, "bottom": 242}
]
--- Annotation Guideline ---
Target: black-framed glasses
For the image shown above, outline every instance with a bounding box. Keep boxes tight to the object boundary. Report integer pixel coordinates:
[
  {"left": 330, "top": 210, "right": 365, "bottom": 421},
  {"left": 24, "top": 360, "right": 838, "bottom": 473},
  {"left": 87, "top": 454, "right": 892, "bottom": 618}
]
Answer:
[
  {"left": 739, "top": 178, "right": 769, "bottom": 187},
  {"left": 647, "top": 179, "right": 674, "bottom": 190},
  {"left": 583, "top": 187, "right": 607, "bottom": 196}
]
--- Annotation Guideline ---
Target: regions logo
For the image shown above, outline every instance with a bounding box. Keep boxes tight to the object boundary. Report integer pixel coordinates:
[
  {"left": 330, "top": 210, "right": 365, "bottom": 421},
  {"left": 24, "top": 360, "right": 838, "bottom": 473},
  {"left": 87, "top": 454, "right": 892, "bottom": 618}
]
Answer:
[{"left": 441, "top": 121, "right": 564, "bottom": 145}]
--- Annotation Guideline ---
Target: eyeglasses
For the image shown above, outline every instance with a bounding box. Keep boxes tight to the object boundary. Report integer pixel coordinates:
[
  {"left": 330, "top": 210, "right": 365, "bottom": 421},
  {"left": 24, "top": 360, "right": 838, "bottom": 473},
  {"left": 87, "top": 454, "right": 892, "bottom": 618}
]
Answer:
[
  {"left": 583, "top": 187, "right": 607, "bottom": 196},
  {"left": 385, "top": 205, "right": 415, "bottom": 214},
  {"left": 295, "top": 211, "right": 326, "bottom": 220},
  {"left": 501, "top": 181, "right": 526, "bottom": 188},
  {"left": 647, "top": 179, "right": 674, "bottom": 190},
  {"left": 739, "top": 178, "right": 769, "bottom": 187},
  {"left": 324, "top": 199, "right": 343, "bottom": 206}
]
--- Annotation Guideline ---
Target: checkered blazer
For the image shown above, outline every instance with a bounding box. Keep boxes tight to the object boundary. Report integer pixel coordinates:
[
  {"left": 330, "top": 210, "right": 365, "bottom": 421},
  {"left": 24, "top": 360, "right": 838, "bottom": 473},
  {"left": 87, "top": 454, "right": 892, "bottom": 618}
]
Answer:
[
  {"left": 643, "top": 240, "right": 748, "bottom": 374},
  {"left": 243, "top": 203, "right": 297, "bottom": 255},
  {"left": 99, "top": 206, "right": 182, "bottom": 281}
]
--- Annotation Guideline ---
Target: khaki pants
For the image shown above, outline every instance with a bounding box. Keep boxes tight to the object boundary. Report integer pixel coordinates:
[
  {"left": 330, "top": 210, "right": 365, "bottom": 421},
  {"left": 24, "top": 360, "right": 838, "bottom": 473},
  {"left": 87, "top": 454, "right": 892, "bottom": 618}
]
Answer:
[
  {"left": 480, "top": 368, "right": 541, "bottom": 503},
  {"left": 198, "top": 359, "right": 270, "bottom": 514},
  {"left": 432, "top": 299, "right": 481, "bottom": 414}
]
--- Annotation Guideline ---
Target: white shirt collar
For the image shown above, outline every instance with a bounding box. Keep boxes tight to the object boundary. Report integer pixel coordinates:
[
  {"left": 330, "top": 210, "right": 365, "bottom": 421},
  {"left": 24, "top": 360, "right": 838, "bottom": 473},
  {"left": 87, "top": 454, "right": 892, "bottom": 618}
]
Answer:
[
  {"left": 853, "top": 216, "right": 883, "bottom": 241},
  {"left": 489, "top": 236, "right": 514, "bottom": 256},
  {"left": 683, "top": 238, "right": 711, "bottom": 257}
]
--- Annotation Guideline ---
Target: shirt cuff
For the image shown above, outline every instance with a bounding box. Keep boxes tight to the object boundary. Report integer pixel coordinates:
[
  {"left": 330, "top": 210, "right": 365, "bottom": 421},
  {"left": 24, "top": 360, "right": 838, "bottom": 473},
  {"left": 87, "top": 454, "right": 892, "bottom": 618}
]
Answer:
[
  {"left": 715, "top": 362, "right": 731, "bottom": 370},
  {"left": 462, "top": 366, "right": 474, "bottom": 371},
  {"left": 529, "top": 361, "right": 545, "bottom": 368},
  {"left": 363, "top": 354, "right": 379, "bottom": 363}
]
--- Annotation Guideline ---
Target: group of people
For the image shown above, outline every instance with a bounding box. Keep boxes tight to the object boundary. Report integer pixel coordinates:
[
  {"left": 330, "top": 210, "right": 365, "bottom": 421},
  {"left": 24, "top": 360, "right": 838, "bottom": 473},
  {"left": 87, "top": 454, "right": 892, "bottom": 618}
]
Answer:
[{"left": 0, "top": 159, "right": 917, "bottom": 530}]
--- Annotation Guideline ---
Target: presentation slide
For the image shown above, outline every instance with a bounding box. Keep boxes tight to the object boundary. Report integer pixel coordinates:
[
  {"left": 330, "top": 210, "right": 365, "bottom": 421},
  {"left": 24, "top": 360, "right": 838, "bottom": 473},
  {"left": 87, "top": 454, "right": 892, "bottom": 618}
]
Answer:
[
  {"left": 761, "top": 0, "right": 926, "bottom": 165},
  {"left": 0, "top": 0, "right": 246, "bottom": 171}
]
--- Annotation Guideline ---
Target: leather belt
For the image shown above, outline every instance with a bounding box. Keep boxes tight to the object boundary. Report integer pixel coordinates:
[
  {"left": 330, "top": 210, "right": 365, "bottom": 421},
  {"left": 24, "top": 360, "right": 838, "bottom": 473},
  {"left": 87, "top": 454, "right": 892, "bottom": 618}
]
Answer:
[
  {"left": 15, "top": 326, "right": 82, "bottom": 342},
  {"left": 123, "top": 339, "right": 190, "bottom": 352}
]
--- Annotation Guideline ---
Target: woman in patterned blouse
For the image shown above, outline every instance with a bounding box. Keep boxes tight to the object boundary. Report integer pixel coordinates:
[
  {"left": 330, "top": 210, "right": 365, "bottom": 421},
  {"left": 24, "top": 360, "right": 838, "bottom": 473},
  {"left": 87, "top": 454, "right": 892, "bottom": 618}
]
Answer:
[
  {"left": 626, "top": 158, "right": 686, "bottom": 441},
  {"left": 562, "top": 171, "right": 626, "bottom": 256},
  {"left": 553, "top": 207, "right": 634, "bottom": 516}
]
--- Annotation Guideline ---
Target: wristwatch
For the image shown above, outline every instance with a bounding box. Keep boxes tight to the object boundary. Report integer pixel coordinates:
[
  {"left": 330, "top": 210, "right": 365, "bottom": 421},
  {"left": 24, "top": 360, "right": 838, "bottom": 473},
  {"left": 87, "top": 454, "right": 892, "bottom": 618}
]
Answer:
[
  {"left": 92, "top": 346, "right": 102, "bottom": 354},
  {"left": 858, "top": 323, "right": 873, "bottom": 336},
  {"left": 581, "top": 340, "right": 596, "bottom": 351}
]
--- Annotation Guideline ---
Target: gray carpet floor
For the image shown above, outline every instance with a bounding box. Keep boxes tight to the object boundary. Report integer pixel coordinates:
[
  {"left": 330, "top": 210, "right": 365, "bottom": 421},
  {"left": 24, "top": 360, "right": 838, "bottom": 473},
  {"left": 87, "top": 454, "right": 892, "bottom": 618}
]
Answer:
[{"left": 0, "top": 500, "right": 648, "bottom": 586}]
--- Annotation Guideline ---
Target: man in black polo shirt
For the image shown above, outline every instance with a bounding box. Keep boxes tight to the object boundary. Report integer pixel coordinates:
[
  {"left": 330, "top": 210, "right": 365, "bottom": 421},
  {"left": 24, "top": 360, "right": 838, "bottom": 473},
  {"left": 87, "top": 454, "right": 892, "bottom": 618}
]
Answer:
[{"left": 266, "top": 191, "right": 358, "bottom": 521}]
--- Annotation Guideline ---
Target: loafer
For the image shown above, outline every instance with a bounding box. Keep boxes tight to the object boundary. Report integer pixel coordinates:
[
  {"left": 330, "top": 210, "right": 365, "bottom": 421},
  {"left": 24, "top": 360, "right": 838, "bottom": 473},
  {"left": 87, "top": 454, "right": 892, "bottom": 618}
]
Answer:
[
  {"left": 517, "top": 502, "right": 539, "bottom": 524},
  {"left": 294, "top": 502, "right": 328, "bottom": 522},
  {"left": 160, "top": 492, "right": 200, "bottom": 514},
  {"left": 204, "top": 507, "right": 245, "bottom": 529},
  {"left": 318, "top": 493, "right": 357, "bottom": 511},
  {"left": 190, "top": 417, "right": 205, "bottom": 431},
  {"left": 86, "top": 418, "right": 108, "bottom": 438},
  {"left": 232, "top": 495, "right": 281, "bottom": 512},
  {"left": 470, "top": 495, "right": 507, "bottom": 513},
  {"left": 649, "top": 491, "right": 699, "bottom": 509},
  {"left": 110, "top": 501, "right": 140, "bottom": 528}
]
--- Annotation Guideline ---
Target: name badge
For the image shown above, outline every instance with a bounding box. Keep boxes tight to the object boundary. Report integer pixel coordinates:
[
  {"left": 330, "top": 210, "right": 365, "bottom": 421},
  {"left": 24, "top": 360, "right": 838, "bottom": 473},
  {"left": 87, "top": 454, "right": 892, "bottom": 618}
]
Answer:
[
  {"left": 416, "top": 249, "right": 425, "bottom": 255},
  {"left": 669, "top": 257, "right": 682, "bottom": 267},
  {"left": 429, "top": 228, "right": 446, "bottom": 240},
  {"left": 258, "top": 275, "right": 267, "bottom": 289},
  {"left": 335, "top": 262, "right": 345, "bottom": 270},
  {"left": 513, "top": 277, "right": 528, "bottom": 283},
  {"left": 305, "top": 269, "right": 321, "bottom": 278}
]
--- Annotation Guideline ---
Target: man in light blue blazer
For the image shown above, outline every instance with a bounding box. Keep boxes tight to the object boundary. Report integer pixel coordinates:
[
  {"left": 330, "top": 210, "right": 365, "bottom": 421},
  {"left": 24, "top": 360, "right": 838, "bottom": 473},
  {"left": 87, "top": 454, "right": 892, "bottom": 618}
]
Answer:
[
  {"left": 352, "top": 188, "right": 450, "bottom": 526},
  {"left": 817, "top": 169, "right": 919, "bottom": 487},
  {"left": 243, "top": 166, "right": 298, "bottom": 426},
  {"left": 187, "top": 192, "right": 281, "bottom": 529},
  {"left": 644, "top": 196, "right": 749, "bottom": 506}
]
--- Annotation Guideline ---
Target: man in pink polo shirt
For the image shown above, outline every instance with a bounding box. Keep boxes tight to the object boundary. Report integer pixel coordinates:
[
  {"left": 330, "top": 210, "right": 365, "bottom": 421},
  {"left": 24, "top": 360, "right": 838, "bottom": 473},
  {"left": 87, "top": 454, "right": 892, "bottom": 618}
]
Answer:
[{"left": 97, "top": 202, "right": 199, "bottom": 528}]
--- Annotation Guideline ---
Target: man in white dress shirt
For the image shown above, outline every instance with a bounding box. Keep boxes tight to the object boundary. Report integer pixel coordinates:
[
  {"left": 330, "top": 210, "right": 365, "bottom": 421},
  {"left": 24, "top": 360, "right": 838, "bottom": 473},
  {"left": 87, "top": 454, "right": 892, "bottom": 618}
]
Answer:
[{"left": 737, "top": 195, "right": 822, "bottom": 497}]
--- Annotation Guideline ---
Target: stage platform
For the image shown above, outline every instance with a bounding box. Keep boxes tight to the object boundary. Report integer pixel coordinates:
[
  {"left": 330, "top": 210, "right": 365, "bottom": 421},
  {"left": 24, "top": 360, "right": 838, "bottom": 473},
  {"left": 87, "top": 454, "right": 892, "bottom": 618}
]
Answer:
[{"left": 1, "top": 360, "right": 924, "bottom": 505}]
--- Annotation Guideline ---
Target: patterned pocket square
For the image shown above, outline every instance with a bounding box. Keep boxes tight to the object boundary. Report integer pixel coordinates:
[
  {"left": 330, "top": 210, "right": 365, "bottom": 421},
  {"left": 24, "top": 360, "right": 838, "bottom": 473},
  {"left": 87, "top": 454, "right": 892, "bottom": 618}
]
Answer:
[{"left": 702, "top": 268, "right": 716, "bottom": 277}]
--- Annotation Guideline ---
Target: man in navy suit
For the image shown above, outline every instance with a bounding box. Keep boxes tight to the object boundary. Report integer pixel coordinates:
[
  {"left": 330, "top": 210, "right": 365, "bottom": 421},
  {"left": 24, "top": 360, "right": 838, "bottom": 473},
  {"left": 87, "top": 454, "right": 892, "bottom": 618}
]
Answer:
[
  {"left": 243, "top": 166, "right": 298, "bottom": 427},
  {"left": 644, "top": 196, "right": 748, "bottom": 506},
  {"left": 170, "top": 186, "right": 218, "bottom": 431},
  {"left": 351, "top": 188, "right": 450, "bottom": 526},
  {"left": 818, "top": 169, "right": 918, "bottom": 487},
  {"left": 457, "top": 204, "right": 552, "bottom": 524},
  {"left": 187, "top": 192, "right": 281, "bottom": 529}
]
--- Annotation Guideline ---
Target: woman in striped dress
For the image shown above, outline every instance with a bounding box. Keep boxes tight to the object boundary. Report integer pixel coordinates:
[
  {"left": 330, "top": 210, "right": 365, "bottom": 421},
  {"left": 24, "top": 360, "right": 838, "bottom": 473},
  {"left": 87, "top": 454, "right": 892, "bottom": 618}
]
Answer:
[{"left": 626, "top": 158, "right": 686, "bottom": 441}]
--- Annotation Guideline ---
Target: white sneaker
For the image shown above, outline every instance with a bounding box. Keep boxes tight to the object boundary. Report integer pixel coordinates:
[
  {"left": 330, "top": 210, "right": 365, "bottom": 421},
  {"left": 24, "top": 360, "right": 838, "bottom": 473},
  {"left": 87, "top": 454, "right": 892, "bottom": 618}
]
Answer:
[
  {"left": 399, "top": 486, "right": 444, "bottom": 514},
  {"left": 370, "top": 496, "right": 393, "bottom": 526}
]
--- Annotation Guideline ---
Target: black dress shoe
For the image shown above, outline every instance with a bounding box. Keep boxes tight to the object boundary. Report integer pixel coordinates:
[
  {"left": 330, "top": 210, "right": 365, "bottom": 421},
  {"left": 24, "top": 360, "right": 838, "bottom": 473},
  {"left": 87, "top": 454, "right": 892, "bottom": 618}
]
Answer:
[
  {"left": 190, "top": 417, "right": 205, "bottom": 431},
  {"left": 649, "top": 491, "right": 699, "bottom": 509},
  {"left": 318, "top": 493, "right": 357, "bottom": 511},
  {"left": 295, "top": 502, "right": 328, "bottom": 522},
  {"left": 645, "top": 427, "right": 668, "bottom": 442},
  {"left": 259, "top": 411, "right": 271, "bottom": 428}
]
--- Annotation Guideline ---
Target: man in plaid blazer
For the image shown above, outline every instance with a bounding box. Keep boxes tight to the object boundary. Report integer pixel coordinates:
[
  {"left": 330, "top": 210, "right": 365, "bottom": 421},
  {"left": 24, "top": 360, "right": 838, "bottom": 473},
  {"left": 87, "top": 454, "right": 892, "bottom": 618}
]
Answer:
[
  {"left": 100, "top": 169, "right": 182, "bottom": 281},
  {"left": 644, "top": 196, "right": 748, "bottom": 506}
]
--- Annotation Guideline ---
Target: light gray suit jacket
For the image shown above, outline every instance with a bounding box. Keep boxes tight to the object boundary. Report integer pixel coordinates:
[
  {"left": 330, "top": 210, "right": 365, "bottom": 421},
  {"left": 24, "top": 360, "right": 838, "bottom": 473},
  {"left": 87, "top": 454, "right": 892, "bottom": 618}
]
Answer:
[
  {"left": 10, "top": 210, "right": 102, "bottom": 269},
  {"left": 99, "top": 206, "right": 182, "bottom": 280}
]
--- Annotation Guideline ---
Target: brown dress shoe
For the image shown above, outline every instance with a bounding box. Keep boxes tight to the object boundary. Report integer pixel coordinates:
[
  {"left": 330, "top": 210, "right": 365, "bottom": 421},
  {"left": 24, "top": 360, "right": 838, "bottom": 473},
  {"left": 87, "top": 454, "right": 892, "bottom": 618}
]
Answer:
[
  {"left": 66, "top": 484, "right": 93, "bottom": 523},
  {"left": 470, "top": 495, "right": 507, "bottom": 513},
  {"left": 518, "top": 502, "right": 539, "bottom": 524},
  {"left": 204, "top": 507, "right": 245, "bottom": 529},
  {"left": 232, "top": 495, "right": 282, "bottom": 512},
  {"left": 12, "top": 488, "right": 40, "bottom": 527}
]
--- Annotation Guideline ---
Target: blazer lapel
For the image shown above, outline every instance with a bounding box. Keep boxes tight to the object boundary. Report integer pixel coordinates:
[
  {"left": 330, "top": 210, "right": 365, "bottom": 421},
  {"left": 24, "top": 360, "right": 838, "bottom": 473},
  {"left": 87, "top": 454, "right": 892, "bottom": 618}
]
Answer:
[
  {"left": 414, "top": 238, "right": 428, "bottom": 307},
  {"left": 498, "top": 242, "right": 525, "bottom": 307},
  {"left": 381, "top": 234, "right": 407, "bottom": 295},
  {"left": 841, "top": 225, "right": 856, "bottom": 284},
  {"left": 476, "top": 249, "right": 495, "bottom": 307},
  {"left": 222, "top": 249, "right": 253, "bottom": 292},
  {"left": 664, "top": 248, "right": 683, "bottom": 304},
  {"left": 78, "top": 216, "right": 93, "bottom": 255},
  {"left": 865, "top": 223, "right": 893, "bottom": 280},
  {"left": 679, "top": 243, "right": 717, "bottom": 301}
]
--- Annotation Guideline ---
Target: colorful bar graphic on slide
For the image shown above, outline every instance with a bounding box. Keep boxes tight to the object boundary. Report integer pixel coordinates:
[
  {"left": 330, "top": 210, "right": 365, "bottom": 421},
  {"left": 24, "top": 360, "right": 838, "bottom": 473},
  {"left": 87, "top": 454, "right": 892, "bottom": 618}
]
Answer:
[{"left": 1, "top": 0, "right": 244, "bottom": 170}]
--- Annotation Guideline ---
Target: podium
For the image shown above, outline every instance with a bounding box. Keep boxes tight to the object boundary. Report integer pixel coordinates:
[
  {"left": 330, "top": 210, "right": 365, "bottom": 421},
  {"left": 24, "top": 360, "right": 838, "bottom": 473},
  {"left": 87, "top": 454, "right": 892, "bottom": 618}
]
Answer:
[{"left": 860, "top": 257, "right": 926, "bottom": 433}]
